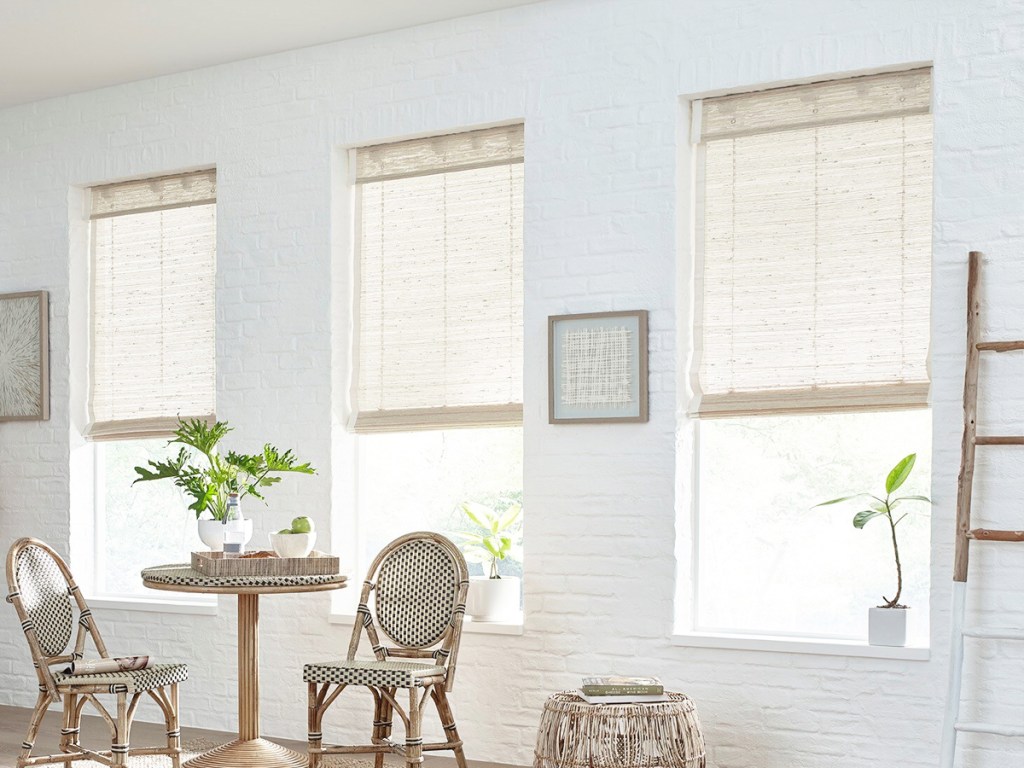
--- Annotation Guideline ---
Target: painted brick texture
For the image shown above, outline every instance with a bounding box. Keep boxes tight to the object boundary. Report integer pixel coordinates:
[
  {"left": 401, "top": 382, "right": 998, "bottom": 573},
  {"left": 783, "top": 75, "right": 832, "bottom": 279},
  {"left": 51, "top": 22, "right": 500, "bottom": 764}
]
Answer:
[{"left": 1, "top": 1, "right": 1023, "bottom": 766}]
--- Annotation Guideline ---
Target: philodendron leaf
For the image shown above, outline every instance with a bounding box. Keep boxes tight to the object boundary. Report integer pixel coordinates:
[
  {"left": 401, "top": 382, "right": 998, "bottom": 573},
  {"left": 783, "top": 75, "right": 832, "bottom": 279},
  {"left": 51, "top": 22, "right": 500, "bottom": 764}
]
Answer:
[
  {"left": 853, "top": 509, "right": 885, "bottom": 529},
  {"left": 885, "top": 453, "right": 917, "bottom": 494}
]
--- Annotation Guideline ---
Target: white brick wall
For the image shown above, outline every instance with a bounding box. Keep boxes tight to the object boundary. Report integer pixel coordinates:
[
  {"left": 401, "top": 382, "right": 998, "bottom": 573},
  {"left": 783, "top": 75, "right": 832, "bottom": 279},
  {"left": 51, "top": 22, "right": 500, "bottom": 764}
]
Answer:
[{"left": 1, "top": 0, "right": 1023, "bottom": 765}]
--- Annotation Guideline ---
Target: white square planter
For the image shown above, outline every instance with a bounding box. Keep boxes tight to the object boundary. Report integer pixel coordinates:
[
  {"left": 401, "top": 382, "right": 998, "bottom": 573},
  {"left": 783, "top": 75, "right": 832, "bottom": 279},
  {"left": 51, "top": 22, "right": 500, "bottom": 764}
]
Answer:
[
  {"left": 466, "top": 576, "right": 521, "bottom": 622},
  {"left": 869, "top": 606, "right": 908, "bottom": 646}
]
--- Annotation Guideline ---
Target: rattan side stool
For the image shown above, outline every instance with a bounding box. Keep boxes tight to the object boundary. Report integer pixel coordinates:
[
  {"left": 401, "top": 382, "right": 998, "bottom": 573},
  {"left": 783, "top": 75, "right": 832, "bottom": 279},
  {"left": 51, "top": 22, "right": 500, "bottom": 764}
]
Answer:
[{"left": 534, "top": 691, "right": 706, "bottom": 768}]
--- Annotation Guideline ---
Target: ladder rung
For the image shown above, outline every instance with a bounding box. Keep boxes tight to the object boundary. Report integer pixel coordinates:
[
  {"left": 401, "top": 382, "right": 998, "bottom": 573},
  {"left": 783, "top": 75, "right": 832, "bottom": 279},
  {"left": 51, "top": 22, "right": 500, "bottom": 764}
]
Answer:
[
  {"left": 962, "top": 626, "right": 1024, "bottom": 640},
  {"left": 977, "top": 340, "right": 1024, "bottom": 352},
  {"left": 968, "top": 528, "right": 1024, "bottom": 542},
  {"left": 974, "top": 436, "right": 1024, "bottom": 445},
  {"left": 955, "top": 722, "right": 1024, "bottom": 738}
]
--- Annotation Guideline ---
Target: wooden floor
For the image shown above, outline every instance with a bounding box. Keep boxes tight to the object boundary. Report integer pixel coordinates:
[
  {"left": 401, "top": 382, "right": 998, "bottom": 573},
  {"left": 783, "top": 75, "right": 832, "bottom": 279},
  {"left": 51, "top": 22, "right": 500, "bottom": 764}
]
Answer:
[{"left": 0, "top": 705, "right": 514, "bottom": 768}]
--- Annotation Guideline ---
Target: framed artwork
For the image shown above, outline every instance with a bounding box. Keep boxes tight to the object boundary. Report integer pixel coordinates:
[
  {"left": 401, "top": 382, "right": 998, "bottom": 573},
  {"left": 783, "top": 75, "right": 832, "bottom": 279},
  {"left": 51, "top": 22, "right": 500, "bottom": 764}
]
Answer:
[
  {"left": 548, "top": 310, "right": 648, "bottom": 424},
  {"left": 0, "top": 291, "right": 49, "bottom": 421}
]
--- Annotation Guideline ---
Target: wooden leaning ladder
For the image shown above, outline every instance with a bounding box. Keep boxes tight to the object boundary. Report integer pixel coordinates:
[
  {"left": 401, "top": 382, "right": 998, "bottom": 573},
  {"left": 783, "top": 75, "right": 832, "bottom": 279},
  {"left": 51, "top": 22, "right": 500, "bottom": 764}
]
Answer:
[{"left": 940, "top": 251, "right": 1024, "bottom": 767}]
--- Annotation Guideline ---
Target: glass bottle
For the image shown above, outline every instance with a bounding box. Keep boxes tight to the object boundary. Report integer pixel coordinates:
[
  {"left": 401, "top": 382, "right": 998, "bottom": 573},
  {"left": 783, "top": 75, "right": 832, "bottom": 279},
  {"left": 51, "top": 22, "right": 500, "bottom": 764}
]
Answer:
[{"left": 222, "top": 492, "right": 245, "bottom": 557}]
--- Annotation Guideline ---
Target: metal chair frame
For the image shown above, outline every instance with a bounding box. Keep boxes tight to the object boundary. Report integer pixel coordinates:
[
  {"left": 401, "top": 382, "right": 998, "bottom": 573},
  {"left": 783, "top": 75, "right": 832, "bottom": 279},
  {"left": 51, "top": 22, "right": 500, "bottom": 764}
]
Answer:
[
  {"left": 306, "top": 531, "right": 470, "bottom": 768},
  {"left": 5, "top": 537, "right": 183, "bottom": 768}
]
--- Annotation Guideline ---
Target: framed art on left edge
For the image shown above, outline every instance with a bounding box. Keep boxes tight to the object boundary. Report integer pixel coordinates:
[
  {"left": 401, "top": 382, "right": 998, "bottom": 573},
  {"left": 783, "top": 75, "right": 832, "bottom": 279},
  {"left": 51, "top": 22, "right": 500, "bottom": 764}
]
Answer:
[
  {"left": 548, "top": 309, "right": 648, "bottom": 424},
  {"left": 0, "top": 290, "right": 49, "bottom": 421}
]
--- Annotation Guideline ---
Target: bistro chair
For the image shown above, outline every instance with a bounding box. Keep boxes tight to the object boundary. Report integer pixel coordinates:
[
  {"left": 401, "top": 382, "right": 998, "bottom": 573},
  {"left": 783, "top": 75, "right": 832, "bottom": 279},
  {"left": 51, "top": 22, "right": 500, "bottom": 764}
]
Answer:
[
  {"left": 304, "top": 531, "right": 470, "bottom": 768},
  {"left": 5, "top": 537, "right": 188, "bottom": 767}
]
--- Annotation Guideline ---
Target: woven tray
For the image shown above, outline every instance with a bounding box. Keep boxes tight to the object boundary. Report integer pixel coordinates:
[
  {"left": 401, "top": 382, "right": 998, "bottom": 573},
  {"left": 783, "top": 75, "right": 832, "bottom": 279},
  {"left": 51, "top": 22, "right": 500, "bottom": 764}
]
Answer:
[{"left": 191, "top": 550, "right": 340, "bottom": 577}]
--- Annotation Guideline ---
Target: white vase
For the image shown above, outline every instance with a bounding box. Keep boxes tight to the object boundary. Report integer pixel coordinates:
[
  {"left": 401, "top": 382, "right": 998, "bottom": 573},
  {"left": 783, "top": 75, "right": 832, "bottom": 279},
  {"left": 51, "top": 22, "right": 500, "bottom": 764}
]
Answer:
[
  {"left": 868, "top": 606, "right": 908, "bottom": 646},
  {"left": 197, "top": 518, "right": 253, "bottom": 552},
  {"left": 466, "top": 576, "right": 521, "bottom": 622}
]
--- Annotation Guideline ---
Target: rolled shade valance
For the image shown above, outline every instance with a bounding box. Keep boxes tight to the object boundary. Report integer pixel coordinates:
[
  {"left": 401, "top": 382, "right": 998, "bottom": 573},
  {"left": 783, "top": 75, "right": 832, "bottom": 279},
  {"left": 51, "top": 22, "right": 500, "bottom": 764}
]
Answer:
[
  {"left": 355, "top": 124, "right": 524, "bottom": 183},
  {"left": 699, "top": 68, "right": 932, "bottom": 141},
  {"left": 354, "top": 125, "right": 524, "bottom": 432},
  {"left": 87, "top": 170, "right": 217, "bottom": 441},
  {"left": 693, "top": 70, "right": 932, "bottom": 417},
  {"left": 90, "top": 169, "right": 217, "bottom": 219}
]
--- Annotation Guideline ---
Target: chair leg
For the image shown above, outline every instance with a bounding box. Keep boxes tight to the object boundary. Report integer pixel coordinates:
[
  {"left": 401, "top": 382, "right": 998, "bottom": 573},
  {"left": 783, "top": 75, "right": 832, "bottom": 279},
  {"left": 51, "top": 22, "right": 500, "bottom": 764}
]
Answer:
[
  {"left": 17, "top": 692, "right": 50, "bottom": 767},
  {"left": 371, "top": 689, "right": 385, "bottom": 768},
  {"left": 60, "top": 693, "right": 80, "bottom": 752},
  {"left": 405, "top": 687, "right": 423, "bottom": 768},
  {"left": 433, "top": 685, "right": 468, "bottom": 768},
  {"left": 373, "top": 687, "right": 395, "bottom": 768},
  {"left": 308, "top": 683, "right": 323, "bottom": 768},
  {"left": 381, "top": 687, "right": 396, "bottom": 740},
  {"left": 112, "top": 692, "right": 130, "bottom": 767},
  {"left": 166, "top": 684, "right": 182, "bottom": 768}
]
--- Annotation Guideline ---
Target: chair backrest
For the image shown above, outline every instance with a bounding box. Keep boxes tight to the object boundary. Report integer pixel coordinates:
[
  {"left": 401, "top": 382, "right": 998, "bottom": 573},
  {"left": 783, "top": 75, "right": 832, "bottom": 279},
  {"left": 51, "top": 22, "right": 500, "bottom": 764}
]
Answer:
[
  {"left": 348, "top": 532, "right": 469, "bottom": 691},
  {"left": 5, "top": 538, "right": 107, "bottom": 699}
]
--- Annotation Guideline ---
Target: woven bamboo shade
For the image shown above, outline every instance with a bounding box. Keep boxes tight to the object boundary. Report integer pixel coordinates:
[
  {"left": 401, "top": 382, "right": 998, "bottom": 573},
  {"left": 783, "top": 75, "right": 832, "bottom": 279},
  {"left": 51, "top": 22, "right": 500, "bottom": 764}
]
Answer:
[
  {"left": 87, "top": 170, "right": 216, "bottom": 440},
  {"left": 693, "top": 69, "right": 932, "bottom": 417},
  {"left": 354, "top": 125, "right": 524, "bottom": 432}
]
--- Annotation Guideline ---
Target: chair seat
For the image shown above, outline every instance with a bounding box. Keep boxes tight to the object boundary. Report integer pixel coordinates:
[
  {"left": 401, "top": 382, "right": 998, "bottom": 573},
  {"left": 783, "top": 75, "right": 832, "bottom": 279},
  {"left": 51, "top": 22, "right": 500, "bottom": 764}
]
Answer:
[
  {"left": 304, "top": 659, "right": 446, "bottom": 688},
  {"left": 53, "top": 663, "right": 188, "bottom": 694}
]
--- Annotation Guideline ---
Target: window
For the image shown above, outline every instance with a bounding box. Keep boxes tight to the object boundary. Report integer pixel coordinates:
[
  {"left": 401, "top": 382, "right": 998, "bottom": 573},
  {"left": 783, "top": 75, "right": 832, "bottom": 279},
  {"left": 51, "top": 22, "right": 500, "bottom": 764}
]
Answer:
[
  {"left": 83, "top": 170, "right": 217, "bottom": 600},
  {"left": 684, "top": 70, "right": 933, "bottom": 642},
  {"left": 343, "top": 126, "right": 524, "bottom": 611}
]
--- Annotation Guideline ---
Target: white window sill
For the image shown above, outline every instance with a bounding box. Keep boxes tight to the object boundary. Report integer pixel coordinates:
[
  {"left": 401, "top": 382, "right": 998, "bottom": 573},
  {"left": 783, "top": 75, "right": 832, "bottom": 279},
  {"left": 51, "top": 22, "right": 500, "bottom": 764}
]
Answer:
[
  {"left": 87, "top": 595, "right": 218, "bottom": 616},
  {"left": 329, "top": 613, "right": 523, "bottom": 636},
  {"left": 672, "top": 631, "right": 929, "bottom": 660}
]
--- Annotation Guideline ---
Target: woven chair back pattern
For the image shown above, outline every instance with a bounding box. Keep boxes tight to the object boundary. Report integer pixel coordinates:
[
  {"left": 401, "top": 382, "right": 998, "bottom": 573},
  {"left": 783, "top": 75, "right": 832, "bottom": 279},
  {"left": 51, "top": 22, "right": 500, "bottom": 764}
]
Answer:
[
  {"left": 13, "top": 544, "right": 74, "bottom": 657},
  {"left": 373, "top": 537, "right": 460, "bottom": 649}
]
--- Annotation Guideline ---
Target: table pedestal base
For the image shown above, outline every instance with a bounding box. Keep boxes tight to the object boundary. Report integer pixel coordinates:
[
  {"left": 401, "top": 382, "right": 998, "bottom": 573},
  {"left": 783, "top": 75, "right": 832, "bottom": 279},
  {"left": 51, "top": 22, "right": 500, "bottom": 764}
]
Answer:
[{"left": 184, "top": 738, "right": 307, "bottom": 768}]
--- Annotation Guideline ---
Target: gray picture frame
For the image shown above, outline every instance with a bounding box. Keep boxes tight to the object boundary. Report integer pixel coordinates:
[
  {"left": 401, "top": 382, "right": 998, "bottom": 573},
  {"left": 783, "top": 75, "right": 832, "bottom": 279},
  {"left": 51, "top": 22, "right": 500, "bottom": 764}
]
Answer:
[
  {"left": 0, "top": 290, "right": 50, "bottom": 422},
  {"left": 548, "top": 309, "right": 648, "bottom": 424}
]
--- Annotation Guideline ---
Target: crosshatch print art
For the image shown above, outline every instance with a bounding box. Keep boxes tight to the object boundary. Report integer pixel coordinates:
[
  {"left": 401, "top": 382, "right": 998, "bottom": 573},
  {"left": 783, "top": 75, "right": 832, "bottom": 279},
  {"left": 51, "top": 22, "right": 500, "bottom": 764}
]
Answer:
[
  {"left": 0, "top": 291, "right": 49, "bottom": 421},
  {"left": 548, "top": 310, "right": 648, "bottom": 423}
]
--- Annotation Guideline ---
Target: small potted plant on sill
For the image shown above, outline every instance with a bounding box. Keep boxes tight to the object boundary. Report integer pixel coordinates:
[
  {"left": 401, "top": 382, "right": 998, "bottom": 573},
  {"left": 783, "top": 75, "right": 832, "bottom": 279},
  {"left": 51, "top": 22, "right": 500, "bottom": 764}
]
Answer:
[
  {"left": 456, "top": 499, "right": 522, "bottom": 622},
  {"left": 816, "top": 453, "right": 930, "bottom": 647},
  {"left": 133, "top": 418, "right": 316, "bottom": 551}
]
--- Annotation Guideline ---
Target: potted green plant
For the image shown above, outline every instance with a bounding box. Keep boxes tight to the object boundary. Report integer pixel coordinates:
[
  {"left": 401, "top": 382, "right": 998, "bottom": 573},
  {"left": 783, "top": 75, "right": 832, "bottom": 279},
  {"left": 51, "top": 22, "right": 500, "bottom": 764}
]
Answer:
[
  {"left": 133, "top": 419, "right": 316, "bottom": 551},
  {"left": 456, "top": 499, "right": 522, "bottom": 622},
  {"left": 816, "top": 453, "right": 930, "bottom": 646}
]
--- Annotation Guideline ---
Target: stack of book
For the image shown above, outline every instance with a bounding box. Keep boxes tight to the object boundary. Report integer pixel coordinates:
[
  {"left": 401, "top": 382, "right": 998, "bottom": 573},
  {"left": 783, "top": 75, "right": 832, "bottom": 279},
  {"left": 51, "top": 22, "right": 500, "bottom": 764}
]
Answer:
[{"left": 578, "top": 676, "right": 668, "bottom": 704}]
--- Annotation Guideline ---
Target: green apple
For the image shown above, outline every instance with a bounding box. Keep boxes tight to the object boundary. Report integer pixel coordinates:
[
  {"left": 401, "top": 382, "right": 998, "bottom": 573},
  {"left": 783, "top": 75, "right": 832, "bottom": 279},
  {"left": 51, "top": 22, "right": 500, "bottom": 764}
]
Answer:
[
  {"left": 276, "top": 528, "right": 293, "bottom": 535},
  {"left": 290, "top": 516, "right": 314, "bottom": 534}
]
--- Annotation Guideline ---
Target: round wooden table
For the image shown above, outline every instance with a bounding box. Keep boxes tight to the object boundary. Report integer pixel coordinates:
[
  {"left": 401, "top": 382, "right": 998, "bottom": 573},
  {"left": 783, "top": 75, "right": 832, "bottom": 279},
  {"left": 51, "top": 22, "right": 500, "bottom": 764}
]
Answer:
[{"left": 142, "top": 564, "right": 347, "bottom": 768}]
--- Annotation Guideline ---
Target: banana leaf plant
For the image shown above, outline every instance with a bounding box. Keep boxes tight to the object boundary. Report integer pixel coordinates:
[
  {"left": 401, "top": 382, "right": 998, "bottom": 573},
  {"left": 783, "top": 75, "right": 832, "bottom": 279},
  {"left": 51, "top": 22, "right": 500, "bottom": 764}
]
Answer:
[
  {"left": 456, "top": 501, "right": 523, "bottom": 579},
  {"left": 133, "top": 418, "right": 316, "bottom": 521},
  {"left": 815, "top": 453, "right": 930, "bottom": 608}
]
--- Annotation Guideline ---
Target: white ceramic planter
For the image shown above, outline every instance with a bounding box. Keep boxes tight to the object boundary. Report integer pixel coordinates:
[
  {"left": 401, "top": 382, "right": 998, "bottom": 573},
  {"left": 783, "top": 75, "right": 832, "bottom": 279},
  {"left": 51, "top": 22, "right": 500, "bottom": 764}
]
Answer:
[
  {"left": 197, "top": 518, "right": 253, "bottom": 552},
  {"left": 466, "top": 576, "right": 521, "bottom": 622},
  {"left": 868, "top": 606, "right": 908, "bottom": 646}
]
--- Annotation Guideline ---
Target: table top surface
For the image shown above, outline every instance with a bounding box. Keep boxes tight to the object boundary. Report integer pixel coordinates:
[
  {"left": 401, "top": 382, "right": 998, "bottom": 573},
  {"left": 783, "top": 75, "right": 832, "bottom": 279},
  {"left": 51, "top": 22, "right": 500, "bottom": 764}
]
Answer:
[{"left": 141, "top": 564, "right": 348, "bottom": 595}]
